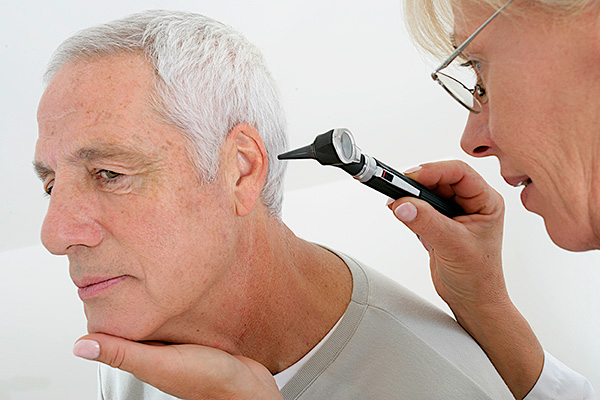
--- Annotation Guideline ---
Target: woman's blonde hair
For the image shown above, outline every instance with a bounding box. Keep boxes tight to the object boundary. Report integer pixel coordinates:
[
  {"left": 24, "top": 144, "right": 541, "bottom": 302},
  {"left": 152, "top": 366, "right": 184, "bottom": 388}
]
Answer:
[{"left": 403, "top": 0, "right": 594, "bottom": 59}]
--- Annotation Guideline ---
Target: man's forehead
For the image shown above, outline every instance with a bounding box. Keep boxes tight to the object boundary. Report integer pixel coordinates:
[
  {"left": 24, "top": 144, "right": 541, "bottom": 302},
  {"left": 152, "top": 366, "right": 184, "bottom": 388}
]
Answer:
[
  {"left": 36, "top": 53, "right": 162, "bottom": 150},
  {"left": 35, "top": 108, "right": 157, "bottom": 165},
  {"left": 38, "top": 54, "right": 154, "bottom": 119},
  {"left": 37, "top": 106, "right": 82, "bottom": 125}
]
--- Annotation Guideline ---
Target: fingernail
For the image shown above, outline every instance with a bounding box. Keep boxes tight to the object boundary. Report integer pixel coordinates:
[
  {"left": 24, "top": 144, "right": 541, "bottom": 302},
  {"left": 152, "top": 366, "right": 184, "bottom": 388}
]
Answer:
[
  {"left": 73, "top": 340, "right": 100, "bottom": 360},
  {"left": 403, "top": 165, "right": 422, "bottom": 174},
  {"left": 394, "top": 203, "right": 417, "bottom": 222},
  {"left": 386, "top": 197, "right": 395, "bottom": 206},
  {"left": 419, "top": 237, "right": 433, "bottom": 252}
]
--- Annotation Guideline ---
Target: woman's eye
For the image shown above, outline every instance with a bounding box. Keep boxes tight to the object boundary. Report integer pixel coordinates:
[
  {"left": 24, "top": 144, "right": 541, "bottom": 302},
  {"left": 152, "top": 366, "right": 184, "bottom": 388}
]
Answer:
[
  {"left": 460, "top": 60, "right": 482, "bottom": 74},
  {"left": 460, "top": 60, "right": 486, "bottom": 95}
]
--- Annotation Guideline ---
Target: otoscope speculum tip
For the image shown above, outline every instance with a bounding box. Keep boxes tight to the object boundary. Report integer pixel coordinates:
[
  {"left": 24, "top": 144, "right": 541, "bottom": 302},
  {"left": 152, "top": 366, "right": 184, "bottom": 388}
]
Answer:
[{"left": 277, "top": 144, "right": 316, "bottom": 160}]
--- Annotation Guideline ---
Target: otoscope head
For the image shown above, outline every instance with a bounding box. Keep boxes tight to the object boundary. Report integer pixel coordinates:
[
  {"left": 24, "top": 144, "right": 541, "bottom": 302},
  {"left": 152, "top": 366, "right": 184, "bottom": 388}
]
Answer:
[{"left": 277, "top": 128, "right": 362, "bottom": 166}]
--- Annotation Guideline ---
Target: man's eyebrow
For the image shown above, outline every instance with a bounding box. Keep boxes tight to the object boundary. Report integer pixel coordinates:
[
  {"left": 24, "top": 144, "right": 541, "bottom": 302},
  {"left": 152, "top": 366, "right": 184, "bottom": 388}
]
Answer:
[
  {"left": 69, "top": 145, "right": 153, "bottom": 165},
  {"left": 33, "top": 161, "right": 53, "bottom": 182},
  {"left": 33, "top": 144, "right": 159, "bottom": 181}
]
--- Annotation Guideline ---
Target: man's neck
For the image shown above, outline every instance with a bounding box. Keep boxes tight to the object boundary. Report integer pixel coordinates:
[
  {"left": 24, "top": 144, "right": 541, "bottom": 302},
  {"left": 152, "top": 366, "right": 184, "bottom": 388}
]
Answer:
[{"left": 146, "top": 214, "right": 353, "bottom": 374}]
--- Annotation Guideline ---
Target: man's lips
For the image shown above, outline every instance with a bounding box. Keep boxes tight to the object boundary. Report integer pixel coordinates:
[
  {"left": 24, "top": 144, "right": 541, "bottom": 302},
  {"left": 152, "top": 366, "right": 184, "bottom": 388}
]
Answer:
[{"left": 76, "top": 275, "right": 128, "bottom": 300}]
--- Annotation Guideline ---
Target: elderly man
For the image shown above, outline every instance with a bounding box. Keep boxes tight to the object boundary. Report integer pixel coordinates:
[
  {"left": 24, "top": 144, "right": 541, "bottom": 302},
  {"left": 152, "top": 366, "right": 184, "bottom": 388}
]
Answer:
[{"left": 34, "top": 10, "right": 513, "bottom": 400}]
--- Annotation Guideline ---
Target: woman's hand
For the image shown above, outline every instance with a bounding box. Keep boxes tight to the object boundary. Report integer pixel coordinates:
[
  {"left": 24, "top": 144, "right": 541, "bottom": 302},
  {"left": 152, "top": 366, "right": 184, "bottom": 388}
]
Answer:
[
  {"left": 73, "top": 333, "right": 284, "bottom": 400},
  {"left": 388, "top": 160, "right": 543, "bottom": 399},
  {"left": 389, "top": 160, "right": 508, "bottom": 318}
]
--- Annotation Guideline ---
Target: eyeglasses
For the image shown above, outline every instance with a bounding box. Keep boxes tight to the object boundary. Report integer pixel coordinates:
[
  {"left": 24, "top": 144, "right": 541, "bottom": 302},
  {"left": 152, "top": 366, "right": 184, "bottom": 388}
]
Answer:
[{"left": 431, "top": 0, "right": 515, "bottom": 113}]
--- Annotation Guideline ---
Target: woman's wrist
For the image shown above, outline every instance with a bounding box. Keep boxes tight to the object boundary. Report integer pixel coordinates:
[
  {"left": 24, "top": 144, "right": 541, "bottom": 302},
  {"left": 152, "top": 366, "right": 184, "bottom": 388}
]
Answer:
[
  {"left": 450, "top": 294, "right": 514, "bottom": 337},
  {"left": 451, "top": 300, "right": 544, "bottom": 399}
]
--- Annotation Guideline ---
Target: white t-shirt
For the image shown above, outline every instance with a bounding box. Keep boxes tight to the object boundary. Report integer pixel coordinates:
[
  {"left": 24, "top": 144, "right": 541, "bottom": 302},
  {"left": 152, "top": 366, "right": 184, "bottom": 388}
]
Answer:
[
  {"left": 524, "top": 351, "right": 597, "bottom": 400},
  {"left": 273, "top": 317, "right": 342, "bottom": 389}
]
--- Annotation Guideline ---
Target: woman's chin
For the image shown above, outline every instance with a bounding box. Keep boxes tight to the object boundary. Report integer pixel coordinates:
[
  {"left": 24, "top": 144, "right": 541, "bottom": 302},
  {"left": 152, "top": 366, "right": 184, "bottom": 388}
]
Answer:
[{"left": 544, "top": 219, "right": 597, "bottom": 252}]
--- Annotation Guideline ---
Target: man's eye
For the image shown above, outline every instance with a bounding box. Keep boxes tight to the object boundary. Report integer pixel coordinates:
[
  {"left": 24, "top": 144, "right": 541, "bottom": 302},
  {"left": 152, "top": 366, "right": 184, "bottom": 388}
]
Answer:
[
  {"left": 44, "top": 180, "right": 54, "bottom": 196},
  {"left": 98, "top": 170, "right": 122, "bottom": 180},
  {"left": 94, "top": 169, "right": 133, "bottom": 193}
]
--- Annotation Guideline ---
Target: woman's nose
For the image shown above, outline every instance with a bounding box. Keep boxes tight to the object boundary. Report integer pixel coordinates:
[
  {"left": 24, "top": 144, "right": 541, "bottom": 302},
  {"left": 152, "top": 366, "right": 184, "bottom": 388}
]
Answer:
[{"left": 460, "top": 107, "right": 495, "bottom": 158}]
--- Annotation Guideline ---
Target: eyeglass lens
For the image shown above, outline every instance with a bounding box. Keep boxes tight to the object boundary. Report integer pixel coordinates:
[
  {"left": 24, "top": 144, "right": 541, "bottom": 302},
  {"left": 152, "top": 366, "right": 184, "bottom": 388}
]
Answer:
[{"left": 435, "top": 69, "right": 482, "bottom": 113}]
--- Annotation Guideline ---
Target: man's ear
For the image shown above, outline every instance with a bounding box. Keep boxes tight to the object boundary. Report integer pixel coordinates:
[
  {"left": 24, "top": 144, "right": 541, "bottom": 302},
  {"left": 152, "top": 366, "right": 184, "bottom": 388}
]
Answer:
[{"left": 223, "top": 123, "right": 268, "bottom": 216}]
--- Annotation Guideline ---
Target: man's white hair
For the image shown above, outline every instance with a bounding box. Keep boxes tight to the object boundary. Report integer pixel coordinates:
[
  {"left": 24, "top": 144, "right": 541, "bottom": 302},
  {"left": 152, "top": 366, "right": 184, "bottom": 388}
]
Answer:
[{"left": 45, "top": 10, "right": 288, "bottom": 217}]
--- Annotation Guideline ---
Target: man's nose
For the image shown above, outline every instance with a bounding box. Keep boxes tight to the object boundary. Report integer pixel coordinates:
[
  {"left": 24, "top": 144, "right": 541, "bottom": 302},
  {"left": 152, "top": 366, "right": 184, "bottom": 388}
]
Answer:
[
  {"left": 41, "top": 180, "right": 103, "bottom": 255},
  {"left": 460, "top": 106, "right": 495, "bottom": 158}
]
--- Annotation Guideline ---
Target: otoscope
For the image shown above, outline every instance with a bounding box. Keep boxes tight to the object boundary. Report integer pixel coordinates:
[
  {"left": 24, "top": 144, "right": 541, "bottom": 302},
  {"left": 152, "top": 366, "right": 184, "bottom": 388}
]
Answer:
[{"left": 277, "top": 128, "right": 464, "bottom": 218}]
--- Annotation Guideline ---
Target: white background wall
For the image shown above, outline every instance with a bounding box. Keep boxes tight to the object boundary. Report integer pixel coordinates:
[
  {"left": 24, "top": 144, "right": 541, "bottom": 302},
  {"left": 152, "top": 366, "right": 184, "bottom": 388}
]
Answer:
[{"left": 1, "top": 0, "right": 598, "bottom": 398}]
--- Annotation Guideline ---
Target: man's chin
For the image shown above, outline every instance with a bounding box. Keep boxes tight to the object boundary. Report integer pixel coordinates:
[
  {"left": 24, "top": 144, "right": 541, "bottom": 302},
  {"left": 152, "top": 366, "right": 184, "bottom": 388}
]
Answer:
[{"left": 86, "top": 318, "right": 156, "bottom": 342}]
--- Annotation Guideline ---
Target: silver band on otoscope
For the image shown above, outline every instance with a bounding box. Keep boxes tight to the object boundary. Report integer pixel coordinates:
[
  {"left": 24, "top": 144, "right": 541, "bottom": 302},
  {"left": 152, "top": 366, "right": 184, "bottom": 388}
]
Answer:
[
  {"left": 354, "top": 154, "right": 421, "bottom": 197},
  {"left": 354, "top": 154, "right": 377, "bottom": 182}
]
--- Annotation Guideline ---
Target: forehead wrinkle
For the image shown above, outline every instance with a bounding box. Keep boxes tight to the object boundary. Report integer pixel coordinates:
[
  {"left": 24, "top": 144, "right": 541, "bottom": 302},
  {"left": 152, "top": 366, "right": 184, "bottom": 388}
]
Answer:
[
  {"left": 69, "top": 144, "right": 160, "bottom": 169},
  {"left": 37, "top": 105, "right": 81, "bottom": 124}
]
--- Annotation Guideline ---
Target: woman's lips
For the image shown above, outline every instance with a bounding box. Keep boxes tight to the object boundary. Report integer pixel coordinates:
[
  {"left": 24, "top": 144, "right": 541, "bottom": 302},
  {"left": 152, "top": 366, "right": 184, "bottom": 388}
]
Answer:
[
  {"left": 77, "top": 276, "right": 128, "bottom": 300},
  {"left": 502, "top": 174, "right": 534, "bottom": 208},
  {"left": 503, "top": 175, "right": 532, "bottom": 188},
  {"left": 520, "top": 180, "right": 534, "bottom": 209}
]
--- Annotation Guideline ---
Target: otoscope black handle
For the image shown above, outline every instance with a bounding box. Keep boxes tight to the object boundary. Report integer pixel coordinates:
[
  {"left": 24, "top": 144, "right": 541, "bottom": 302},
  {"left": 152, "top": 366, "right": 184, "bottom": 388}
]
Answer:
[
  {"left": 277, "top": 127, "right": 465, "bottom": 218},
  {"left": 362, "top": 159, "right": 464, "bottom": 218}
]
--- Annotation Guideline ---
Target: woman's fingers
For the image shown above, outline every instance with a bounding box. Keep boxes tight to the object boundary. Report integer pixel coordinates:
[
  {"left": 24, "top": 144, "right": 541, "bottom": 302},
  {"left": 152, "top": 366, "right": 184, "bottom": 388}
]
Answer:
[
  {"left": 388, "top": 160, "right": 507, "bottom": 311},
  {"left": 403, "top": 161, "right": 504, "bottom": 216}
]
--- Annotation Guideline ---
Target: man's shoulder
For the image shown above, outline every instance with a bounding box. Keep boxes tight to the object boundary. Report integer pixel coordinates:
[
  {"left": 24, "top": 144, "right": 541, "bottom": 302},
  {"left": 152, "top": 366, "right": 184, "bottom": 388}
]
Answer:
[
  {"left": 339, "top": 251, "right": 485, "bottom": 358},
  {"left": 310, "top": 250, "right": 514, "bottom": 399},
  {"left": 354, "top": 256, "right": 457, "bottom": 331},
  {"left": 335, "top": 250, "right": 453, "bottom": 326}
]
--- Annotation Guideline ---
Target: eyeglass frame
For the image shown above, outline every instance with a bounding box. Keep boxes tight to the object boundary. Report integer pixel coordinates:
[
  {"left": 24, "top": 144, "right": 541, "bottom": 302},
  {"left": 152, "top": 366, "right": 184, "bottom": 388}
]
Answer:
[{"left": 430, "top": 0, "right": 515, "bottom": 113}]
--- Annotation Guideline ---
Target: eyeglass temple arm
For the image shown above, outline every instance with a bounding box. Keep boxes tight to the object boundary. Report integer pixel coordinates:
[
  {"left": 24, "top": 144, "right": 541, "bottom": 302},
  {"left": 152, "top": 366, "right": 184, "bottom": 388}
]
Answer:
[{"left": 432, "top": 0, "right": 515, "bottom": 73}]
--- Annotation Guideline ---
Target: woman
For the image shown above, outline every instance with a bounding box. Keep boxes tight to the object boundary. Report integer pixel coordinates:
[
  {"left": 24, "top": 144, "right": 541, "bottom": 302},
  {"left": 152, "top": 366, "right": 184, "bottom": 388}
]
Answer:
[{"left": 388, "top": 0, "right": 598, "bottom": 398}]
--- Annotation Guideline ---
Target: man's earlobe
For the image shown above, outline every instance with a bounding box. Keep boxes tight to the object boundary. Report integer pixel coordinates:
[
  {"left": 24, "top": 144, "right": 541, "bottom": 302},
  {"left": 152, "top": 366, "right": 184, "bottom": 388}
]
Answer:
[{"left": 227, "top": 123, "right": 268, "bottom": 216}]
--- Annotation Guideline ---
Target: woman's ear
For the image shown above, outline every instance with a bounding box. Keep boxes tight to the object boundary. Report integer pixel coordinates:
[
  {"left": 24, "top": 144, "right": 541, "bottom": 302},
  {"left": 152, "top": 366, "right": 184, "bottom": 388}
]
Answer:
[{"left": 222, "top": 123, "right": 268, "bottom": 216}]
